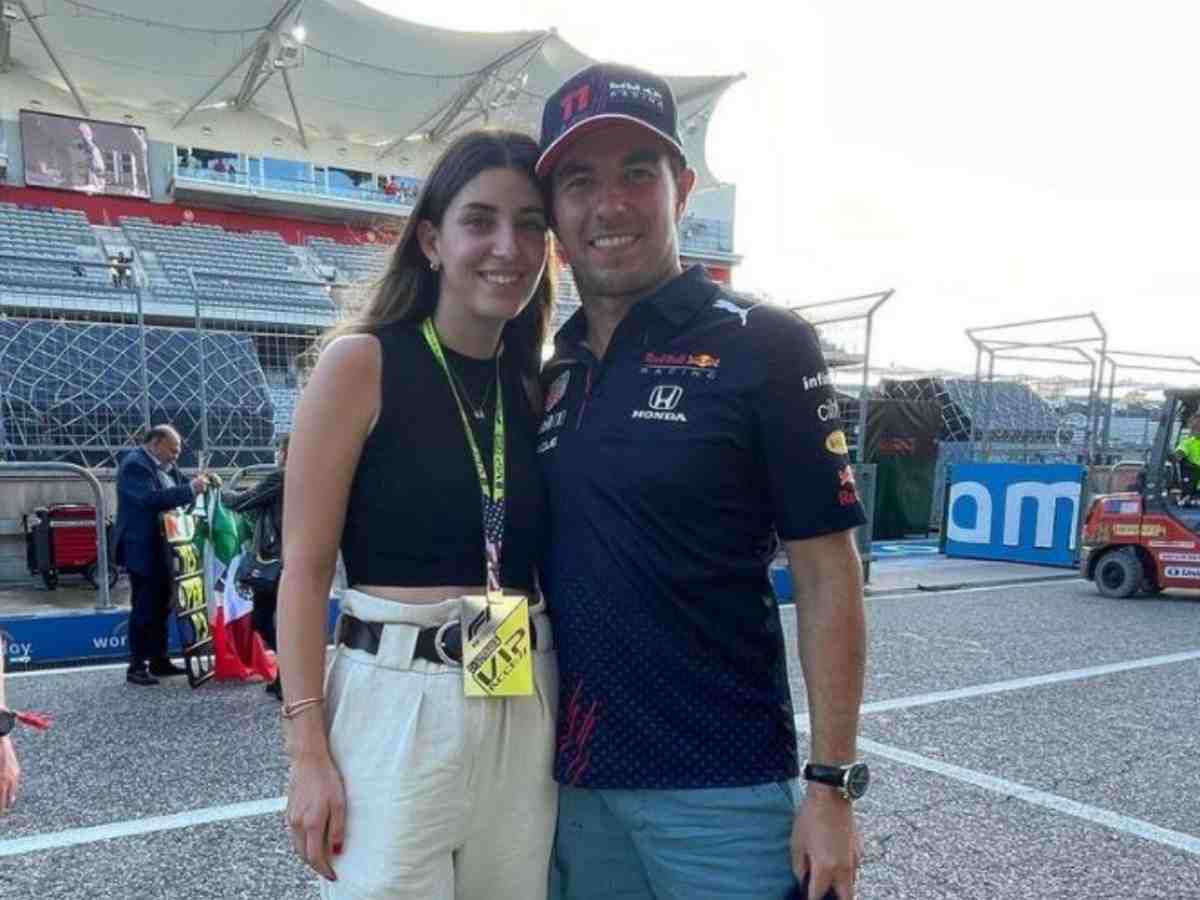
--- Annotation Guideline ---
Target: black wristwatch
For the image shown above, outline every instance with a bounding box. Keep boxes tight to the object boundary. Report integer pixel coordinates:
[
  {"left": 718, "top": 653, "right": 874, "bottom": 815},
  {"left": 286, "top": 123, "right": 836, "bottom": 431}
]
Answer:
[
  {"left": 802, "top": 761, "right": 870, "bottom": 801},
  {"left": 0, "top": 709, "right": 15, "bottom": 738}
]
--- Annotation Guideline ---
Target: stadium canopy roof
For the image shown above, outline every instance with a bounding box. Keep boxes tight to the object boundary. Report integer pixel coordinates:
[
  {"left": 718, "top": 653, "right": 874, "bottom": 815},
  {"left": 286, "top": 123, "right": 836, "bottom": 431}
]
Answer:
[{"left": 1, "top": 0, "right": 742, "bottom": 185}]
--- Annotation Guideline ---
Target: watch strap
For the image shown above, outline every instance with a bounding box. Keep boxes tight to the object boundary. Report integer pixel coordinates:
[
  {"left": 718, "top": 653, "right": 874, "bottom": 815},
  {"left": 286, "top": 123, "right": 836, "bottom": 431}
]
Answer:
[{"left": 803, "top": 763, "right": 851, "bottom": 786}]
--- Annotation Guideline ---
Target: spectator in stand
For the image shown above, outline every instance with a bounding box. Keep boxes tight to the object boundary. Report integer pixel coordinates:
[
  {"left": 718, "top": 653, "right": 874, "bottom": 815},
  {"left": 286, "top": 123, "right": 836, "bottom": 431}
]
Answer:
[
  {"left": 383, "top": 176, "right": 399, "bottom": 197},
  {"left": 118, "top": 252, "right": 133, "bottom": 288},
  {"left": 188, "top": 153, "right": 200, "bottom": 170},
  {"left": 214, "top": 159, "right": 227, "bottom": 174},
  {"left": 227, "top": 162, "right": 238, "bottom": 181}
]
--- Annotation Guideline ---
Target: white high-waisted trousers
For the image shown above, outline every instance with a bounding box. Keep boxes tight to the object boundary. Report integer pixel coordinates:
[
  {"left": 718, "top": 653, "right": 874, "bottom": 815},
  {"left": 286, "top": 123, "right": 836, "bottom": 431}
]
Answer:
[{"left": 320, "top": 588, "right": 558, "bottom": 900}]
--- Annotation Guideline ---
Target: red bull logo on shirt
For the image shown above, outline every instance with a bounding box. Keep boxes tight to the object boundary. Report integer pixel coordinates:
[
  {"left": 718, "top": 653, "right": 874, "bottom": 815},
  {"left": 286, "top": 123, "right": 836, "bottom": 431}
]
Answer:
[{"left": 641, "top": 352, "right": 720, "bottom": 379}]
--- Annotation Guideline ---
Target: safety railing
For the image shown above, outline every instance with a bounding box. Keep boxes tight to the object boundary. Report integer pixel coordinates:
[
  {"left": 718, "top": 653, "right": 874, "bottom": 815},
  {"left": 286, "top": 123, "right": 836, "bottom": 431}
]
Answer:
[{"left": 0, "top": 462, "right": 113, "bottom": 610}]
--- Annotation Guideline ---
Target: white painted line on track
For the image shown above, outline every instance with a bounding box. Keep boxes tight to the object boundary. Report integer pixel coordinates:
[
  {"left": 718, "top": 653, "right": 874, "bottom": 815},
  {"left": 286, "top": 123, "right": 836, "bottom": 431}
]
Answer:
[
  {"left": 7, "top": 662, "right": 128, "bottom": 679},
  {"left": 871, "top": 578, "right": 1086, "bottom": 601},
  {"left": 860, "top": 649, "right": 1200, "bottom": 715},
  {"left": 855, "top": 737, "right": 1200, "bottom": 857},
  {"left": 0, "top": 797, "right": 286, "bottom": 858}
]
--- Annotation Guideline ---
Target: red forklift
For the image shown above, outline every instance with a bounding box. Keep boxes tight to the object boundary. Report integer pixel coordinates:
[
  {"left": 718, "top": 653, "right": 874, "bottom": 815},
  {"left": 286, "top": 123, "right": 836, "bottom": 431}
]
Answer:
[{"left": 1081, "top": 388, "right": 1200, "bottom": 597}]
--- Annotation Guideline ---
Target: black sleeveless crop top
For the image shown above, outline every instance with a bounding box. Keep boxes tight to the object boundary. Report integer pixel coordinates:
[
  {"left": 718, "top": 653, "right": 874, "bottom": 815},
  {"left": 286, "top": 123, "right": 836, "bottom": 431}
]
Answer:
[{"left": 341, "top": 321, "right": 545, "bottom": 592}]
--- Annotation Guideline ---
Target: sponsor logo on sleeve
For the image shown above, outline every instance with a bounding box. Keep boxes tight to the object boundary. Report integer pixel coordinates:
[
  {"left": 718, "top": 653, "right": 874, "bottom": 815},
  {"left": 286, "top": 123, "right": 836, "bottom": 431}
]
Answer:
[
  {"left": 803, "top": 371, "right": 832, "bottom": 392},
  {"left": 817, "top": 398, "right": 840, "bottom": 423},
  {"left": 1149, "top": 541, "right": 1196, "bottom": 550},
  {"left": 1164, "top": 566, "right": 1200, "bottom": 580},
  {"left": 838, "top": 466, "right": 859, "bottom": 507},
  {"left": 633, "top": 385, "right": 687, "bottom": 422},
  {"left": 713, "top": 298, "right": 754, "bottom": 326},
  {"left": 825, "top": 430, "right": 849, "bottom": 455}
]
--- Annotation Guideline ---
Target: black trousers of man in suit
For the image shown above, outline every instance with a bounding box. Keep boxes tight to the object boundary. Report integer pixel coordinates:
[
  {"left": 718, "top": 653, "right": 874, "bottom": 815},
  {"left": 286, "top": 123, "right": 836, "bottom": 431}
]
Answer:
[
  {"left": 128, "top": 563, "right": 172, "bottom": 670},
  {"left": 251, "top": 586, "right": 278, "bottom": 652}
]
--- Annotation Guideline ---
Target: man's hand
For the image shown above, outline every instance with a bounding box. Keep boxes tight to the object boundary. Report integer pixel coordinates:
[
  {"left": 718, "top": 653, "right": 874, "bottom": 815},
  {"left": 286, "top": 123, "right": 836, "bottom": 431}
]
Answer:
[
  {"left": 205, "top": 472, "right": 223, "bottom": 489},
  {"left": 791, "top": 787, "right": 863, "bottom": 899},
  {"left": 190, "top": 477, "right": 208, "bottom": 495},
  {"left": 0, "top": 735, "right": 20, "bottom": 813}
]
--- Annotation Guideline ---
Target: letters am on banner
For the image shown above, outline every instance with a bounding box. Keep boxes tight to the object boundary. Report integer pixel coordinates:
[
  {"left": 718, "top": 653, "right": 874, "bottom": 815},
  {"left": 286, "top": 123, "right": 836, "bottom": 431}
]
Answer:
[
  {"left": 161, "top": 507, "right": 216, "bottom": 688},
  {"left": 943, "top": 463, "right": 1087, "bottom": 568}
]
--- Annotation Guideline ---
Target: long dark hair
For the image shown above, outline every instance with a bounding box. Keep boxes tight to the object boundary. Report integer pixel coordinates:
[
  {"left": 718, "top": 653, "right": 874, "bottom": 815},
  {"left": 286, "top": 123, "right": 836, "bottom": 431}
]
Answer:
[{"left": 323, "top": 130, "right": 554, "bottom": 378}]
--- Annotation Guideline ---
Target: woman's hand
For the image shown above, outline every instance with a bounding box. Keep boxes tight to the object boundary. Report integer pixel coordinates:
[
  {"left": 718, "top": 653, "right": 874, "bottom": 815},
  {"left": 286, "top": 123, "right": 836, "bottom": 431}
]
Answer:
[
  {"left": 0, "top": 735, "right": 20, "bottom": 813},
  {"left": 286, "top": 750, "right": 347, "bottom": 882}
]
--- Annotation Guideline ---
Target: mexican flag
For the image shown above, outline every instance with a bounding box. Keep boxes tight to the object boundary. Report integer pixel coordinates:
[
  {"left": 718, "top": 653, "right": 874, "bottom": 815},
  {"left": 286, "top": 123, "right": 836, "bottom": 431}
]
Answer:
[{"left": 198, "top": 492, "right": 277, "bottom": 682}]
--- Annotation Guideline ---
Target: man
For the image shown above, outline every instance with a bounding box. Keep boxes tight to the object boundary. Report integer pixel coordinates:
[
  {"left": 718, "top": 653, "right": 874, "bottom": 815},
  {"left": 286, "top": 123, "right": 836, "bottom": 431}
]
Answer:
[
  {"left": 536, "top": 64, "right": 868, "bottom": 900},
  {"left": 1175, "top": 413, "right": 1200, "bottom": 501},
  {"left": 114, "top": 425, "right": 208, "bottom": 685}
]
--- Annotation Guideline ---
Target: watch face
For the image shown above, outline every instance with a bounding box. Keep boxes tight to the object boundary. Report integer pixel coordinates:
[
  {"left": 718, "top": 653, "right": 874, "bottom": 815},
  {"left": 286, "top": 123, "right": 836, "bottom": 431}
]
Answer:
[{"left": 845, "top": 763, "right": 870, "bottom": 799}]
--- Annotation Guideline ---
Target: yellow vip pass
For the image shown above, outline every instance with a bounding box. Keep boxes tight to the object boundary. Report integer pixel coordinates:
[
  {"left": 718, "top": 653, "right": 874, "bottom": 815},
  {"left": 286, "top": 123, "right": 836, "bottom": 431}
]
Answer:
[{"left": 461, "top": 593, "right": 534, "bottom": 697}]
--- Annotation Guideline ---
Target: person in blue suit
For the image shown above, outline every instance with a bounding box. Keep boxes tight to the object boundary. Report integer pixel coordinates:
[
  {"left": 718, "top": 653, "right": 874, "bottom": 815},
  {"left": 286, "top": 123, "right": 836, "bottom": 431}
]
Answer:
[{"left": 114, "top": 425, "right": 209, "bottom": 685}]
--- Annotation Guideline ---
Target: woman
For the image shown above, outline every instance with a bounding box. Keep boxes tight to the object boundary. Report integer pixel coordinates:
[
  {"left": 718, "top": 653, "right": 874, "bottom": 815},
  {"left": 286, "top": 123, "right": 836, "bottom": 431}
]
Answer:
[
  {"left": 224, "top": 433, "right": 289, "bottom": 700},
  {"left": 278, "top": 130, "right": 557, "bottom": 899}
]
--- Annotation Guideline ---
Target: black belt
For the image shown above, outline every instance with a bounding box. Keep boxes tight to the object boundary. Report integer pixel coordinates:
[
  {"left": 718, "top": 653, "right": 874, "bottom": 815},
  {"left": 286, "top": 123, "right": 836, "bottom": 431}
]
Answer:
[{"left": 337, "top": 612, "right": 538, "bottom": 665}]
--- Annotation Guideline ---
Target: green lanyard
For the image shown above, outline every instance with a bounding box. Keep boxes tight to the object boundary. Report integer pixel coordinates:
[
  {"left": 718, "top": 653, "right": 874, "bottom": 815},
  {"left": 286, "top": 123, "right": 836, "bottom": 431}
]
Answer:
[{"left": 421, "top": 318, "right": 507, "bottom": 594}]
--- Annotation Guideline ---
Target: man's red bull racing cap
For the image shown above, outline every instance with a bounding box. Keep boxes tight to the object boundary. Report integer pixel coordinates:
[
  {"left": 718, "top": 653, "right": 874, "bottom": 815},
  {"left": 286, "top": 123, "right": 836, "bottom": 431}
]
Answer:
[{"left": 536, "top": 62, "right": 687, "bottom": 178}]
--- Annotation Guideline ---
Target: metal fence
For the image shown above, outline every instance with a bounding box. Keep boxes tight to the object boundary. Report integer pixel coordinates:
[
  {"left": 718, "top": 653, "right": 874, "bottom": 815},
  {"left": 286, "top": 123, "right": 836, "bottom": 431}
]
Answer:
[
  {"left": 1, "top": 255, "right": 336, "bottom": 468},
  {"left": 789, "top": 290, "right": 895, "bottom": 459}
]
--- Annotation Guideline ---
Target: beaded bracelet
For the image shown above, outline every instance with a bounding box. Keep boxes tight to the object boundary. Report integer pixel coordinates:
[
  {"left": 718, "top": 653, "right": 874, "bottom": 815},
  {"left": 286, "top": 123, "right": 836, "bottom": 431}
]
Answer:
[{"left": 281, "top": 696, "right": 324, "bottom": 720}]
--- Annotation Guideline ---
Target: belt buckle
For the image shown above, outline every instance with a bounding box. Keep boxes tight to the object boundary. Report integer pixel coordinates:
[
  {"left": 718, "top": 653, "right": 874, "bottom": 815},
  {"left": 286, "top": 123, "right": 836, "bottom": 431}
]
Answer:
[{"left": 433, "top": 621, "right": 459, "bottom": 666}]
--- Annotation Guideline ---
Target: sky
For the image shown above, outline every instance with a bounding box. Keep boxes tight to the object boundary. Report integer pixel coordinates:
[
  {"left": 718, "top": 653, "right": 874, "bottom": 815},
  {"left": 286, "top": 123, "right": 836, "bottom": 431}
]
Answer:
[{"left": 368, "top": 0, "right": 1200, "bottom": 378}]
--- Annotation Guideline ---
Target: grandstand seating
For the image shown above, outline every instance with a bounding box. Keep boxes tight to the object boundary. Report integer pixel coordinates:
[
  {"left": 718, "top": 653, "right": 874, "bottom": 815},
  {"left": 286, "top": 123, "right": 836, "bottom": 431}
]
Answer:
[
  {"left": 679, "top": 215, "right": 734, "bottom": 256},
  {"left": 120, "top": 217, "right": 333, "bottom": 314},
  {"left": 0, "top": 203, "right": 129, "bottom": 309},
  {"left": 1106, "top": 415, "right": 1161, "bottom": 451},
  {"left": 267, "top": 383, "right": 299, "bottom": 435},
  {"left": 306, "top": 237, "right": 389, "bottom": 282}
]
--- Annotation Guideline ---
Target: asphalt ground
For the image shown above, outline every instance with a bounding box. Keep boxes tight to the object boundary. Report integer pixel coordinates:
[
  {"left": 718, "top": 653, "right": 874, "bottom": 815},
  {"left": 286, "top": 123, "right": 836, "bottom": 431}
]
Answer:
[{"left": 1, "top": 576, "right": 1197, "bottom": 899}]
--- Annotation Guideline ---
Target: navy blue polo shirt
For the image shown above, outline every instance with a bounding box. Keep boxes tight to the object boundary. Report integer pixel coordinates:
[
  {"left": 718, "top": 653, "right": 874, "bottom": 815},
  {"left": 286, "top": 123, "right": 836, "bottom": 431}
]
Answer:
[{"left": 537, "top": 266, "right": 867, "bottom": 790}]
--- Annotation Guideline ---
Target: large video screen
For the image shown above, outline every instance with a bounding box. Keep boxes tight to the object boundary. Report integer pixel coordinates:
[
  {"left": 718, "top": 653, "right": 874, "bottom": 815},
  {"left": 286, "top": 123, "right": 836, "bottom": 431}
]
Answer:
[{"left": 20, "top": 110, "right": 150, "bottom": 198}]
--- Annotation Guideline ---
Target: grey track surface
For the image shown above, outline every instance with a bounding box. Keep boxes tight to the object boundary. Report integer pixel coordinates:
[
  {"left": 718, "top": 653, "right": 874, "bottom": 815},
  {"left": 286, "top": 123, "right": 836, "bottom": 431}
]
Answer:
[{"left": 3, "top": 575, "right": 1198, "bottom": 899}]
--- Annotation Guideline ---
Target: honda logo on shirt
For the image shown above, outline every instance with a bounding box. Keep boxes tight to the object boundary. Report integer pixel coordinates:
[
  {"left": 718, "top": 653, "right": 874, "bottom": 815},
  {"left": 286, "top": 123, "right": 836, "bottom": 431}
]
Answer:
[
  {"left": 633, "top": 385, "right": 687, "bottom": 422},
  {"left": 648, "top": 385, "right": 683, "bottom": 411}
]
